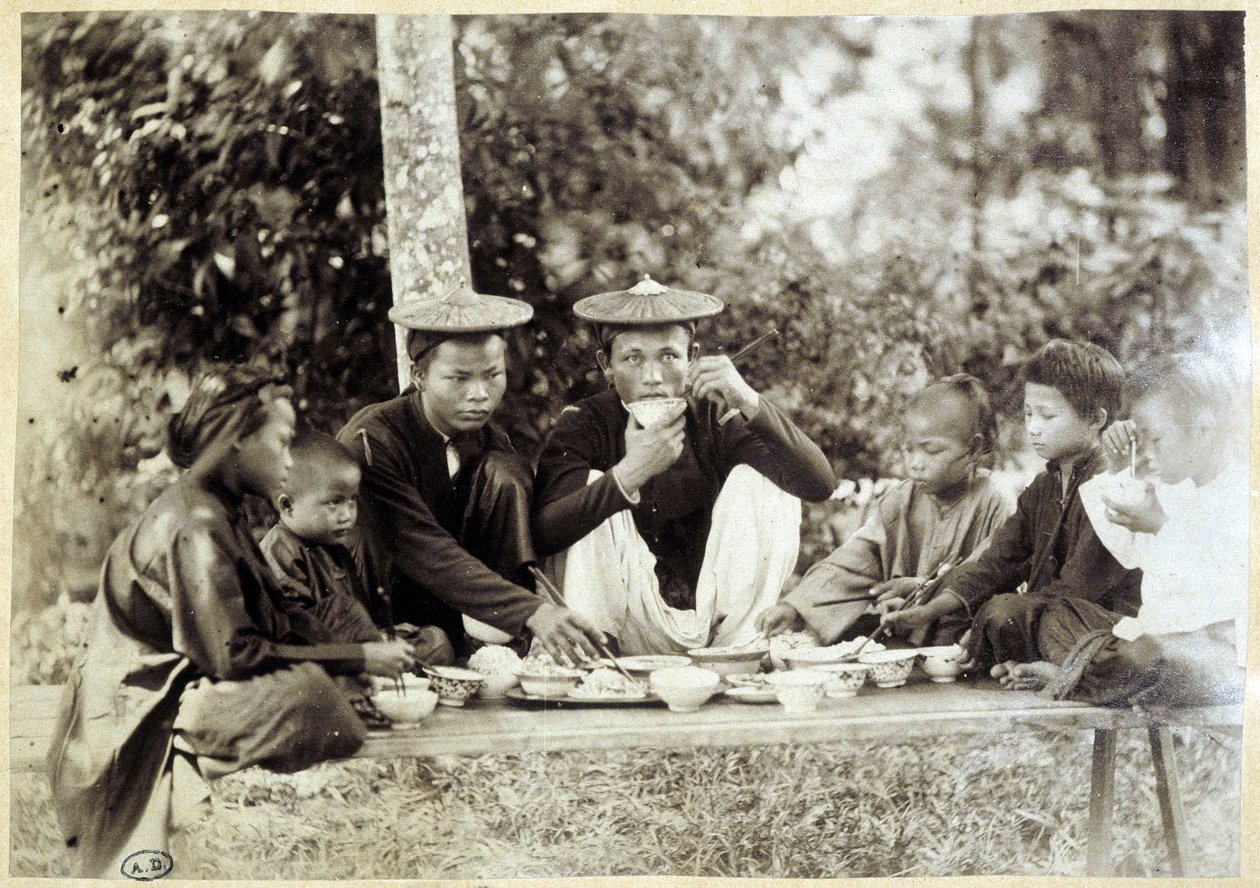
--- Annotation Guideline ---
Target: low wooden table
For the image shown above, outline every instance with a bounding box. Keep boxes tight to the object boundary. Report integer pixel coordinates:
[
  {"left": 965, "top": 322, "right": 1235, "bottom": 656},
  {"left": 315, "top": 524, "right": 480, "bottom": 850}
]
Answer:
[{"left": 13, "top": 680, "right": 1241, "bottom": 876}]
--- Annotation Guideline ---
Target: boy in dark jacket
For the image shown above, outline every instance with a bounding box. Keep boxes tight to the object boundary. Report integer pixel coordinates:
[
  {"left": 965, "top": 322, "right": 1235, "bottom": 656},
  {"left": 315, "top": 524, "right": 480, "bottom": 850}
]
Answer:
[{"left": 883, "top": 340, "right": 1142, "bottom": 677}]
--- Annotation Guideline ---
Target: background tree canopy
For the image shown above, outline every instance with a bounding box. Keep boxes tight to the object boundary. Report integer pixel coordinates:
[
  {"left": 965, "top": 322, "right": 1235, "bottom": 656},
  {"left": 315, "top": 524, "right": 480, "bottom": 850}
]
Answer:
[{"left": 16, "top": 11, "right": 1247, "bottom": 627}]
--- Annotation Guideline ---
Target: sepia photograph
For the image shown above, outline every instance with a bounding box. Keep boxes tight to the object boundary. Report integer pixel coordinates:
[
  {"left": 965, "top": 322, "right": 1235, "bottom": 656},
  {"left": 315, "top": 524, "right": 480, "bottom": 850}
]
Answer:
[{"left": 10, "top": 5, "right": 1251, "bottom": 881}]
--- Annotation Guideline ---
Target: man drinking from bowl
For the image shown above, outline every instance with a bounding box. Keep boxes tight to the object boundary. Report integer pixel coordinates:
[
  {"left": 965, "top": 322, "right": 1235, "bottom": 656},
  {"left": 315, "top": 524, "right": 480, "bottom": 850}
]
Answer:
[{"left": 532, "top": 277, "right": 835, "bottom": 655}]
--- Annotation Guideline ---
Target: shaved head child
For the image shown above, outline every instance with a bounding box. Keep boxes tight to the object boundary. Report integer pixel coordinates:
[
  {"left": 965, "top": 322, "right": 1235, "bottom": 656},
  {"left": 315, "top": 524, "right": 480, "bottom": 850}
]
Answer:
[
  {"left": 881, "top": 340, "right": 1143, "bottom": 674},
  {"left": 758, "top": 374, "right": 1013, "bottom": 646}
]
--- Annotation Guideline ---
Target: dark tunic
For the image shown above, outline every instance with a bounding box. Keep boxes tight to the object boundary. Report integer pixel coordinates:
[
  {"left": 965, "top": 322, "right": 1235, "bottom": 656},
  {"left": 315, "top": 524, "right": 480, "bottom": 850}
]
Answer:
[
  {"left": 260, "top": 523, "right": 383, "bottom": 644},
  {"left": 337, "top": 390, "right": 542, "bottom": 641},
  {"left": 47, "top": 479, "right": 365, "bottom": 875},
  {"left": 946, "top": 448, "right": 1142, "bottom": 613},
  {"left": 533, "top": 390, "right": 836, "bottom": 603}
]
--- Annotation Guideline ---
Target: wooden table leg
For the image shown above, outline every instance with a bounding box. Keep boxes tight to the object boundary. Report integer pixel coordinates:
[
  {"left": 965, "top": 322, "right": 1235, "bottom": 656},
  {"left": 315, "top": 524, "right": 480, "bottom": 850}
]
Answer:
[
  {"left": 1148, "top": 725, "right": 1187, "bottom": 877},
  {"left": 1086, "top": 728, "right": 1118, "bottom": 876}
]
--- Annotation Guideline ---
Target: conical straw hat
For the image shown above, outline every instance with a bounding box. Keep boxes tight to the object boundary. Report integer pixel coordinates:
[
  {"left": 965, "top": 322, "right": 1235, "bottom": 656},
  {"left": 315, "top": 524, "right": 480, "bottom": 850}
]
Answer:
[
  {"left": 573, "top": 275, "right": 723, "bottom": 325},
  {"left": 388, "top": 278, "right": 534, "bottom": 333}
]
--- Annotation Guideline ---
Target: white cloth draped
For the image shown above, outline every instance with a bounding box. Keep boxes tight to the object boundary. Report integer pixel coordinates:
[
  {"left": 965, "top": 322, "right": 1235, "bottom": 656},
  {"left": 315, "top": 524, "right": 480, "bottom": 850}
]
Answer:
[{"left": 544, "top": 465, "right": 801, "bottom": 654}]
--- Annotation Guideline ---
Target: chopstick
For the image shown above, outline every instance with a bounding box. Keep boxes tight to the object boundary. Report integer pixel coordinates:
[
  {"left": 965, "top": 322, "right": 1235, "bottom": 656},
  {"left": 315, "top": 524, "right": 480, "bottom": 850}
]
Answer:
[
  {"left": 716, "top": 329, "right": 780, "bottom": 426},
  {"left": 838, "top": 561, "right": 957, "bottom": 662},
  {"left": 378, "top": 584, "right": 406, "bottom": 698},
  {"left": 526, "top": 565, "right": 640, "bottom": 684},
  {"left": 1128, "top": 435, "right": 1137, "bottom": 479}
]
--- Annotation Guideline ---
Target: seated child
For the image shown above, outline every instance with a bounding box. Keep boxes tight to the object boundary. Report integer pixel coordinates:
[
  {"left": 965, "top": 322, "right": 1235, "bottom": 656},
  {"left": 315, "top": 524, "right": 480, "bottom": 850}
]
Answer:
[
  {"left": 261, "top": 431, "right": 385, "bottom": 645},
  {"left": 882, "top": 340, "right": 1143, "bottom": 673},
  {"left": 261, "top": 431, "right": 455, "bottom": 665},
  {"left": 1006, "top": 352, "right": 1247, "bottom": 706},
  {"left": 48, "top": 366, "right": 417, "bottom": 877},
  {"left": 756, "top": 375, "right": 1014, "bottom": 646}
]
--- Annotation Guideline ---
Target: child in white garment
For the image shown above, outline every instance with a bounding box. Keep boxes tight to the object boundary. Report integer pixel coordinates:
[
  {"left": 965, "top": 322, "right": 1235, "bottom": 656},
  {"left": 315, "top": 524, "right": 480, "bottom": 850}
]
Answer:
[{"left": 1005, "top": 352, "right": 1247, "bottom": 706}]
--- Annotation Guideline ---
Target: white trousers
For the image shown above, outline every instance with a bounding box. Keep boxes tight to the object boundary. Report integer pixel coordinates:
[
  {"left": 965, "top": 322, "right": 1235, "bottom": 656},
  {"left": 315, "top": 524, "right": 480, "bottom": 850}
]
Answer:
[{"left": 545, "top": 465, "right": 801, "bottom": 655}]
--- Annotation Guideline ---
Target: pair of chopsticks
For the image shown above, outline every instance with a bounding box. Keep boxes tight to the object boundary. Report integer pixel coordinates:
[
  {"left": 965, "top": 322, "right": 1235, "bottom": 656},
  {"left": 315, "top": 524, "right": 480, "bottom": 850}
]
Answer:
[
  {"left": 716, "top": 329, "right": 780, "bottom": 426},
  {"left": 527, "top": 566, "right": 639, "bottom": 684},
  {"left": 379, "top": 584, "right": 406, "bottom": 698},
  {"left": 838, "top": 560, "right": 957, "bottom": 662}
]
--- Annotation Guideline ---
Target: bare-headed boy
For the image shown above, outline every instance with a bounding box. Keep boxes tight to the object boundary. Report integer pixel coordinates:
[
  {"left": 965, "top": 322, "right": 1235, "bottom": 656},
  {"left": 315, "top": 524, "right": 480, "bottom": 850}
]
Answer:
[{"left": 882, "top": 340, "right": 1143, "bottom": 675}]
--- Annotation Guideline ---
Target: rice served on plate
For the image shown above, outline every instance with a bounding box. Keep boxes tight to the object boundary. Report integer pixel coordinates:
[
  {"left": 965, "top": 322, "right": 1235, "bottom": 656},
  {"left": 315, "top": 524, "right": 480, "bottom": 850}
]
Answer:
[{"left": 567, "top": 667, "right": 648, "bottom": 700}]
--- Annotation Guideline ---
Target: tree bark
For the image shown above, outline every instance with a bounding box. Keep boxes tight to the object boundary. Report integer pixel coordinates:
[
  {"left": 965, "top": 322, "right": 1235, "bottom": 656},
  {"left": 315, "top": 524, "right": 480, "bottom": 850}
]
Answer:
[{"left": 375, "top": 15, "right": 472, "bottom": 391}]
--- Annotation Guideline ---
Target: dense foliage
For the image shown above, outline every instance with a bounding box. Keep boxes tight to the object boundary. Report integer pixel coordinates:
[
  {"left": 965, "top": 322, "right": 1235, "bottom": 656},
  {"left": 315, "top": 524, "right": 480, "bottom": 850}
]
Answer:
[{"left": 17, "top": 11, "right": 1247, "bottom": 621}]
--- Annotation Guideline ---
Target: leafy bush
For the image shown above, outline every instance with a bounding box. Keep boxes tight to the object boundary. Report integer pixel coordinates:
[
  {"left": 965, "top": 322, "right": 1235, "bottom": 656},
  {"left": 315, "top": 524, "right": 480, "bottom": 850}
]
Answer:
[{"left": 18, "top": 12, "right": 1248, "bottom": 617}]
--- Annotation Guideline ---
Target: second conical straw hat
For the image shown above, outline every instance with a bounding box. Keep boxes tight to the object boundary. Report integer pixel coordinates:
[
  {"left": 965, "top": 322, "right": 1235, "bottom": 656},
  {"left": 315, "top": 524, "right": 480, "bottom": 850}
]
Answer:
[
  {"left": 573, "top": 275, "right": 724, "bottom": 325},
  {"left": 388, "top": 279, "right": 534, "bottom": 333}
]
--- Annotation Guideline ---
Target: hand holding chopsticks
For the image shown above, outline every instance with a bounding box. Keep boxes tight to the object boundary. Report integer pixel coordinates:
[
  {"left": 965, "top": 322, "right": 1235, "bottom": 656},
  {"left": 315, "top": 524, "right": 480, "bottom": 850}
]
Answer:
[
  {"left": 687, "top": 329, "right": 778, "bottom": 426},
  {"left": 526, "top": 566, "right": 635, "bottom": 681},
  {"left": 838, "top": 561, "right": 957, "bottom": 662}
]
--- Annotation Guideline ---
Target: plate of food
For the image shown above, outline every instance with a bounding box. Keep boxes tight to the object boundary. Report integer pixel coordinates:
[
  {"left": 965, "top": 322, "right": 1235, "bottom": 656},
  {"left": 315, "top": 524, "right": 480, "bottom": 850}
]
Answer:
[
  {"left": 724, "top": 685, "right": 778, "bottom": 704},
  {"left": 505, "top": 667, "right": 663, "bottom": 707},
  {"left": 723, "top": 673, "right": 773, "bottom": 689}
]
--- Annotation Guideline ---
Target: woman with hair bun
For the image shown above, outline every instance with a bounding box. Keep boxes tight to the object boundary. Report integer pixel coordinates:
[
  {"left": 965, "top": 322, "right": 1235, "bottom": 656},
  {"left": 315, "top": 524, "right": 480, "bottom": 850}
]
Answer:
[{"left": 47, "top": 364, "right": 416, "bottom": 878}]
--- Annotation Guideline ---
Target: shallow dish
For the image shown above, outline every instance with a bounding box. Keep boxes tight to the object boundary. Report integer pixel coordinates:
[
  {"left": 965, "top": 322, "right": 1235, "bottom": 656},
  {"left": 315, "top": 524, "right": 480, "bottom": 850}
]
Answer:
[
  {"left": 616, "top": 655, "right": 694, "bottom": 675},
  {"left": 424, "top": 665, "right": 486, "bottom": 706},
  {"left": 724, "top": 686, "right": 779, "bottom": 704},
  {"left": 724, "top": 673, "right": 774, "bottom": 689},
  {"left": 515, "top": 666, "right": 584, "bottom": 698},
  {"left": 686, "top": 644, "right": 768, "bottom": 677},
  {"left": 626, "top": 397, "right": 687, "bottom": 428}
]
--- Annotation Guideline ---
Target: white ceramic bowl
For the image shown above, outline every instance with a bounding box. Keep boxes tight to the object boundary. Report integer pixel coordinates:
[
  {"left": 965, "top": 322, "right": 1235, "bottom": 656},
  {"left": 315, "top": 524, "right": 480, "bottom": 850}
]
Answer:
[
  {"left": 627, "top": 397, "right": 687, "bottom": 428},
  {"left": 650, "top": 666, "right": 721, "bottom": 712},
  {"left": 686, "top": 644, "right": 768, "bottom": 677},
  {"left": 369, "top": 674, "right": 431, "bottom": 696},
  {"left": 424, "top": 665, "right": 486, "bottom": 706},
  {"left": 857, "top": 649, "right": 917, "bottom": 688},
  {"left": 765, "top": 670, "right": 831, "bottom": 715},
  {"left": 515, "top": 665, "right": 584, "bottom": 698},
  {"left": 372, "top": 688, "right": 439, "bottom": 726},
  {"left": 814, "top": 662, "right": 870, "bottom": 698},
  {"left": 477, "top": 670, "right": 521, "bottom": 698}
]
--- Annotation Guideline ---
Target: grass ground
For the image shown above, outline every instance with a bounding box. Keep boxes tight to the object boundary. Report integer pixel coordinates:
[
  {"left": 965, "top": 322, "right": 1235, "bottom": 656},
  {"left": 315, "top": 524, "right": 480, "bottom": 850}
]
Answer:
[{"left": 13, "top": 725, "right": 1241, "bottom": 879}]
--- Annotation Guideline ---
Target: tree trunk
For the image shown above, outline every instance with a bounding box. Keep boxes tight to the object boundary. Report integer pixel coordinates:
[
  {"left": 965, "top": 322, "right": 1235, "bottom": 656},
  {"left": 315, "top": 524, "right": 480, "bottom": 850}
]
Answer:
[
  {"left": 1161, "top": 12, "right": 1245, "bottom": 206},
  {"left": 375, "top": 14, "right": 472, "bottom": 391}
]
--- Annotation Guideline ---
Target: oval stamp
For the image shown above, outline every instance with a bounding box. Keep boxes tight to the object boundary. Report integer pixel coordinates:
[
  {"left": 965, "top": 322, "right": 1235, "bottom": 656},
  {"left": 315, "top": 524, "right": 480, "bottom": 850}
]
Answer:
[{"left": 121, "top": 850, "right": 173, "bottom": 881}]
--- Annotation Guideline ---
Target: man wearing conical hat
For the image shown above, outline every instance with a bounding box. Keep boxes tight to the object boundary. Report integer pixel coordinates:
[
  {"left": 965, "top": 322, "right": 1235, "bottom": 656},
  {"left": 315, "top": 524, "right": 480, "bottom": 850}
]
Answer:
[
  {"left": 533, "top": 277, "right": 836, "bottom": 655},
  {"left": 338, "top": 282, "right": 606, "bottom": 664}
]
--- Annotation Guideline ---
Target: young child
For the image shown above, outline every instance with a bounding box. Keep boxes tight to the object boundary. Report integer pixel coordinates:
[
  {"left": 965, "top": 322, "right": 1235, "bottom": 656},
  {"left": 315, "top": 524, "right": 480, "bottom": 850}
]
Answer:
[
  {"left": 47, "top": 366, "right": 416, "bottom": 877},
  {"left": 882, "top": 340, "right": 1142, "bottom": 674},
  {"left": 756, "top": 375, "right": 1014, "bottom": 646},
  {"left": 261, "top": 431, "right": 456, "bottom": 666},
  {"left": 261, "top": 431, "right": 385, "bottom": 646},
  {"left": 1007, "top": 352, "right": 1247, "bottom": 705}
]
